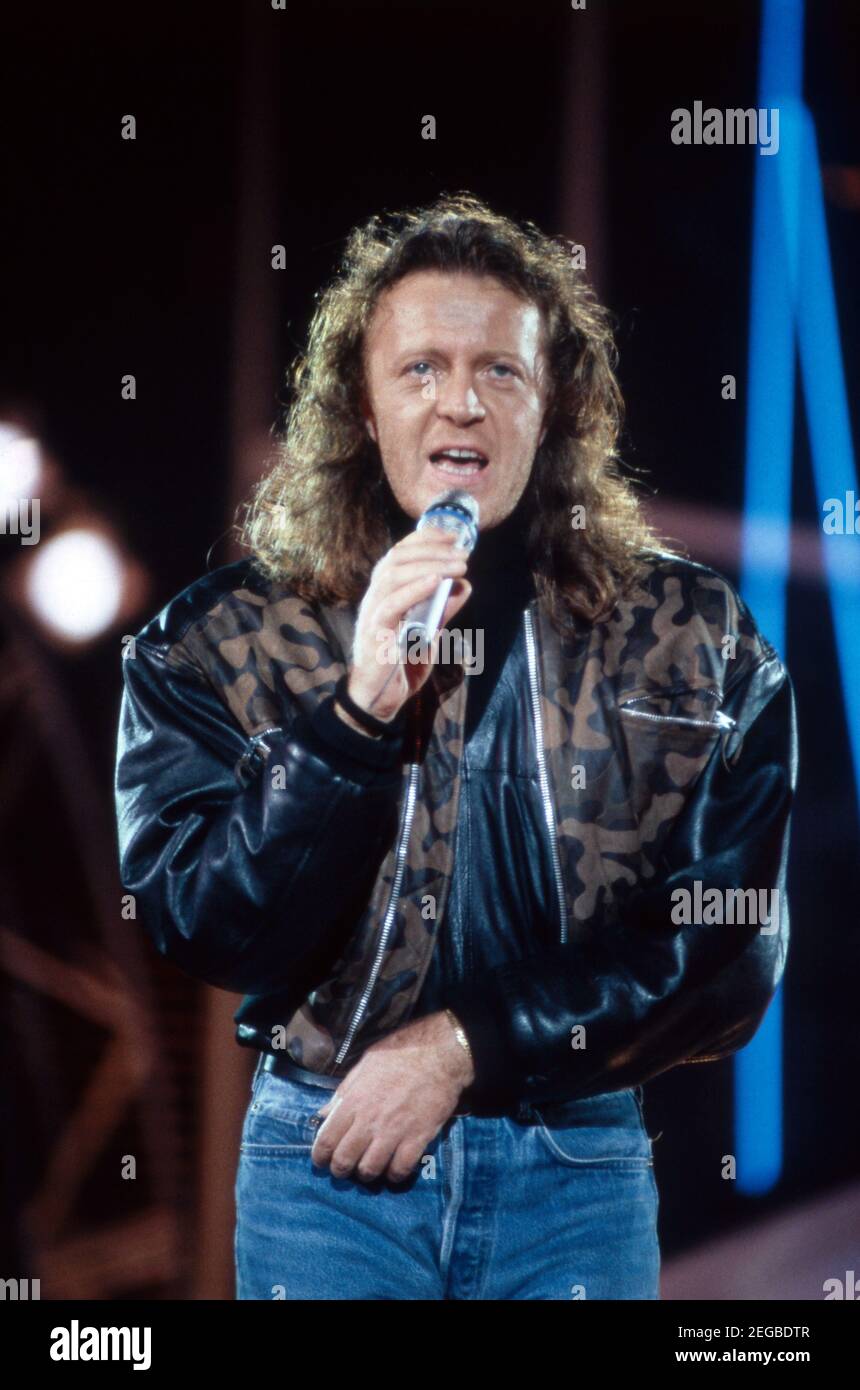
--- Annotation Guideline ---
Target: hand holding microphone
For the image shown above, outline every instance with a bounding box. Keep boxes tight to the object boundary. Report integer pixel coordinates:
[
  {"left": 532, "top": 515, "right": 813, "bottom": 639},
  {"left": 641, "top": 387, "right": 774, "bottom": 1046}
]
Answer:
[{"left": 343, "top": 491, "right": 479, "bottom": 726}]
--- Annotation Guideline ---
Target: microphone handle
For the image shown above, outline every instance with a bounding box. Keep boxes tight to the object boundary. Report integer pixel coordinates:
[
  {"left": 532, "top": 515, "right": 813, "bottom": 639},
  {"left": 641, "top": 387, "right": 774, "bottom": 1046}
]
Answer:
[{"left": 400, "top": 577, "right": 454, "bottom": 648}]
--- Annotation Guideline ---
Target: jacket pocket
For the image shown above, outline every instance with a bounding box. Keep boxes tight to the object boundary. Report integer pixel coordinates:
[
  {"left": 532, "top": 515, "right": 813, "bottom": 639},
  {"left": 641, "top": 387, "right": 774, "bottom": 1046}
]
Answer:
[
  {"left": 612, "top": 685, "right": 735, "bottom": 847},
  {"left": 617, "top": 683, "right": 736, "bottom": 734}
]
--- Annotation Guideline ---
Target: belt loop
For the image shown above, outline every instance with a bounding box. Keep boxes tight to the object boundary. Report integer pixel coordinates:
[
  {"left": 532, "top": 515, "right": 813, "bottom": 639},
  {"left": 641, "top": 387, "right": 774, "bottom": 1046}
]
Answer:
[{"left": 251, "top": 1050, "right": 266, "bottom": 1093}]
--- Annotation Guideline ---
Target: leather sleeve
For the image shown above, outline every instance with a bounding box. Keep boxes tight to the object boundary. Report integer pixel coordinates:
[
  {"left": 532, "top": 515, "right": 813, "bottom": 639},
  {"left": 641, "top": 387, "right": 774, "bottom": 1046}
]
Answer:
[
  {"left": 114, "top": 640, "right": 404, "bottom": 994},
  {"left": 448, "top": 651, "right": 798, "bottom": 1110}
]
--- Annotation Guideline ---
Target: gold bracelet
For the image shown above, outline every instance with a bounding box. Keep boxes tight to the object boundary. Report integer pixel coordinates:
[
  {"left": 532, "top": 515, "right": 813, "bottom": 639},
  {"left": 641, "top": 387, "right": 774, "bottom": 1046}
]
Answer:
[{"left": 444, "top": 1008, "right": 473, "bottom": 1063}]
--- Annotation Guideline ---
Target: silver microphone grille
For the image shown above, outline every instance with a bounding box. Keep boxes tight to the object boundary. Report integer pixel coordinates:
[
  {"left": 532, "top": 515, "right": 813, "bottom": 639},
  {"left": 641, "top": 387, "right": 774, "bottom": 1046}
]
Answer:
[{"left": 425, "top": 489, "right": 480, "bottom": 528}]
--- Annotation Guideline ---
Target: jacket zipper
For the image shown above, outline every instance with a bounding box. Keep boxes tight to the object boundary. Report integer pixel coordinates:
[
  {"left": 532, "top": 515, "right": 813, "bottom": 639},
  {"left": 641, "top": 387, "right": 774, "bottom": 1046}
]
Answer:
[
  {"left": 333, "top": 736, "right": 421, "bottom": 1067},
  {"left": 523, "top": 606, "right": 569, "bottom": 946},
  {"left": 249, "top": 726, "right": 282, "bottom": 751},
  {"left": 618, "top": 705, "right": 737, "bottom": 732},
  {"left": 235, "top": 726, "right": 284, "bottom": 787}
]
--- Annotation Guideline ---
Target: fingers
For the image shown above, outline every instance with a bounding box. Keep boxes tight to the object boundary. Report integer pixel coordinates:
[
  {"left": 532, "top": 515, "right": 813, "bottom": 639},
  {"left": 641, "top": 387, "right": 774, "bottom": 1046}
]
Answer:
[
  {"left": 314, "top": 1122, "right": 426, "bottom": 1185},
  {"left": 310, "top": 1101, "right": 357, "bottom": 1176},
  {"left": 385, "top": 1138, "right": 427, "bottom": 1184},
  {"left": 381, "top": 552, "right": 469, "bottom": 585},
  {"left": 310, "top": 1091, "right": 431, "bottom": 1184},
  {"left": 360, "top": 532, "right": 468, "bottom": 643},
  {"left": 372, "top": 545, "right": 468, "bottom": 623},
  {"left": 372, "top": 571, "right": 451, "bottom": 633},
  {"left": 384, "top": 528, "right": 466, "bottom": 574},
  {"left": 314, "top": 1118, "right": 390, "bottom": 1181},
  {"left": 355, "top": 1140, "right": 400, "bottom": 1184}
]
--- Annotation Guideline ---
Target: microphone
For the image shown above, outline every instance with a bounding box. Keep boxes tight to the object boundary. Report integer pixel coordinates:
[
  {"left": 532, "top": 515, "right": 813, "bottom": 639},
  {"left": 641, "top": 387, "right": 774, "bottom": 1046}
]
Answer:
[{"left": 400, "top": 489, "right": 480, "bottom": 649}]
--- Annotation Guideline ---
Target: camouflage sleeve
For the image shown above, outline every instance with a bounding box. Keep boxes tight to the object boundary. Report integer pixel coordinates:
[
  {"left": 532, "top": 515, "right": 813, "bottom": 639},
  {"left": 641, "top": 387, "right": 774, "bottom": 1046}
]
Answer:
[
  {"left": 448, "top": 650, "right": 798, "bottom": 1110},
  {"left": 114, "top": 638, "right": 402, "bottom": 994}
]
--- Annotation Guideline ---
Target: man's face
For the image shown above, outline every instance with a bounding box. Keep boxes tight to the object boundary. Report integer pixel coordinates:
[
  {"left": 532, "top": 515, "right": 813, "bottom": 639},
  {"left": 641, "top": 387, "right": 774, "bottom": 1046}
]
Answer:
[{"left": 361, "top": 269, "right": 549, "bottom": 530}]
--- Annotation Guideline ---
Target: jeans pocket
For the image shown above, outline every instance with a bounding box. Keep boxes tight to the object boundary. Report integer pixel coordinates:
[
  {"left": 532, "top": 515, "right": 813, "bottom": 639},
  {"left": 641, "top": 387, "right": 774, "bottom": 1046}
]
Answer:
[
  {"left": 531, "top": 1090, "right": 654, "bottom": 1169},
  {"left": 632, "top": 1083, "right": 649, "bottom": 1132},
  {"left": 240, "top": 1071, "right": 328, "bottom": 1156}
]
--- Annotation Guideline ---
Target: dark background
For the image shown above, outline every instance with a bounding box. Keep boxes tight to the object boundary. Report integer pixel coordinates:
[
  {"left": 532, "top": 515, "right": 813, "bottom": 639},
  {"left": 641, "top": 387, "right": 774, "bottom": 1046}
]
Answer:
[{"left": 1, "top": 0, "right": 858, "bottom": 1298}]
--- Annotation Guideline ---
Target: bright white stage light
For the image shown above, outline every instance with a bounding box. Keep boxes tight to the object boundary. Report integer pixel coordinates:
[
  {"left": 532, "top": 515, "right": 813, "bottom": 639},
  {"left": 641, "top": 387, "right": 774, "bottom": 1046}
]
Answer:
[
  {"left": 25, "top": 528, "right": 124, "bottom": 642},
  {"left": 0, "top": 425, "right": 43, "bottom": 510}
]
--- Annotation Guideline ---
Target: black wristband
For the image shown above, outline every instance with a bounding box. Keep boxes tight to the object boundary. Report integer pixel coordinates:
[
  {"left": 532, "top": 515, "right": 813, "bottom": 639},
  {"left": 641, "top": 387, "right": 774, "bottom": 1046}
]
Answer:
[{"left": 334, "top": 673, "right": 400, "bottom": 739}]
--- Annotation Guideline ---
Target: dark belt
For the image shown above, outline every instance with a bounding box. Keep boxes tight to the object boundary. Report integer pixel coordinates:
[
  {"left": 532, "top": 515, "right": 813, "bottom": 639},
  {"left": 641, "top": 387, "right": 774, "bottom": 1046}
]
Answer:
[
  {"left": 260, "top": 1050, "right": 339, "bottom": 1090},
  {"left": 256, "top": 1052, "right": 633, "bottom": 1126},
  {"left": 257, "top": 1049, "right": 474, "bottom": 1116}
]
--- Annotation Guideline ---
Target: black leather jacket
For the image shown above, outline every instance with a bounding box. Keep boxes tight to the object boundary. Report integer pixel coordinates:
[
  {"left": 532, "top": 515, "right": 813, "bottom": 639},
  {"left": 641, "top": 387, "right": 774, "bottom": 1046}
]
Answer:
[{"left": 114, "top": 550, "right": 797, "bottom": 1113}]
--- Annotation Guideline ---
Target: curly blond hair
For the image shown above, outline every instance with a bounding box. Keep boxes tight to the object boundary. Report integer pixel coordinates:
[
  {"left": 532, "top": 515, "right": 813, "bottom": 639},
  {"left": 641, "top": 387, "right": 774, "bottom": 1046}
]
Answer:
[{"left": 238, "top": 191, "right": 672, "bottom": 623}]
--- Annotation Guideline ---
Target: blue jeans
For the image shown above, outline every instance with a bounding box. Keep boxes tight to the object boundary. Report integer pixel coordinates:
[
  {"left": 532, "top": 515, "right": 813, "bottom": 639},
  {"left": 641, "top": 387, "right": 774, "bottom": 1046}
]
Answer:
[{"left": 234, "top": 1061, "right": 660, "bottom": 1300}]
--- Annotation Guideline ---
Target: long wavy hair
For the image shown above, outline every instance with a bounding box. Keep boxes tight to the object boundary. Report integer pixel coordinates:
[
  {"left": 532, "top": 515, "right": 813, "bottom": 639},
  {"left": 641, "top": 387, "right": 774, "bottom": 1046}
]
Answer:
[{"left": 238, "top": 191, "right": 672, "bottom": 625}]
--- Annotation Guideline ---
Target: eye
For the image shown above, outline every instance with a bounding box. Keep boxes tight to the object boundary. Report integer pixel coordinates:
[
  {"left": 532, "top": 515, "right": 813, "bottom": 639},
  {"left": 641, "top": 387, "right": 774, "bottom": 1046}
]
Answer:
[
  {"left": 409, "top": 361, "right": 434, "bottom": 376},
  {"left": 489, "top": 363, "right": 516, "bottom": 378}
]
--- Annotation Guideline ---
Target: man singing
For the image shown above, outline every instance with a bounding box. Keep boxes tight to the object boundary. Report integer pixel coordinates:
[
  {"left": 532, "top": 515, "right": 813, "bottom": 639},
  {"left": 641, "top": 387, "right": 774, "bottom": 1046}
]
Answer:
[{"left": 115, "top": 193, "right": 797, "bottom": 1300}]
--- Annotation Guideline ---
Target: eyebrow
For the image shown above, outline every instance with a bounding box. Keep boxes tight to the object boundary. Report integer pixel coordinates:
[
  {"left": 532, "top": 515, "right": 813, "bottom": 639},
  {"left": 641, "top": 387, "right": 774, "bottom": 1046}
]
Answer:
[{"left": 392, "top": 347, "right": 531, "bottom": 368}]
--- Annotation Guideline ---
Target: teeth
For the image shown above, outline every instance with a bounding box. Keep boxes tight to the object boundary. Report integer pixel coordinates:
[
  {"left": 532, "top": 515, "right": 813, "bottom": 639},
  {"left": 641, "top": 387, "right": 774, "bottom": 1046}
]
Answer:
[
  {"left": 434, "top": 460, "right": 482, "bottom": 476},
  {"left": 431, "top": 448, "right": 486, "bottom": 466}
]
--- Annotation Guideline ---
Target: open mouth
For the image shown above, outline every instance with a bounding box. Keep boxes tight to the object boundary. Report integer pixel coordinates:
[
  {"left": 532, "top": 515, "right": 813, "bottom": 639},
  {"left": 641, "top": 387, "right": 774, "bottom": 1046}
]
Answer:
[{"left": 428, "top": 448, "right": 489, "bottom": 477}]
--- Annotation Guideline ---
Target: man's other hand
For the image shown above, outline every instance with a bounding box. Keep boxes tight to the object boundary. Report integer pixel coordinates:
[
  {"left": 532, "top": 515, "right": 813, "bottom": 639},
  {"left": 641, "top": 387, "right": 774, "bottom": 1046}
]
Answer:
[{"left": 310, "top": 1010, "right": 475, "bottom": 1183}]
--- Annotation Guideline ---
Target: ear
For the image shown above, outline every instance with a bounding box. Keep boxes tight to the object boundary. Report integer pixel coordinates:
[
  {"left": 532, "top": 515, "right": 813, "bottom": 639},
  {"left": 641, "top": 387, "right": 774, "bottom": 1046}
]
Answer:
[{"left": 360, "top": 391, "right": 378, "bottom": 445}]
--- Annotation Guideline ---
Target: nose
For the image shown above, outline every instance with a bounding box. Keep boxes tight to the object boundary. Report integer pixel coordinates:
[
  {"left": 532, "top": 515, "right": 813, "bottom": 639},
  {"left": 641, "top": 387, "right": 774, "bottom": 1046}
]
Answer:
[{"left": 435, "top": 368, "right": 486, "bottom": 424}]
